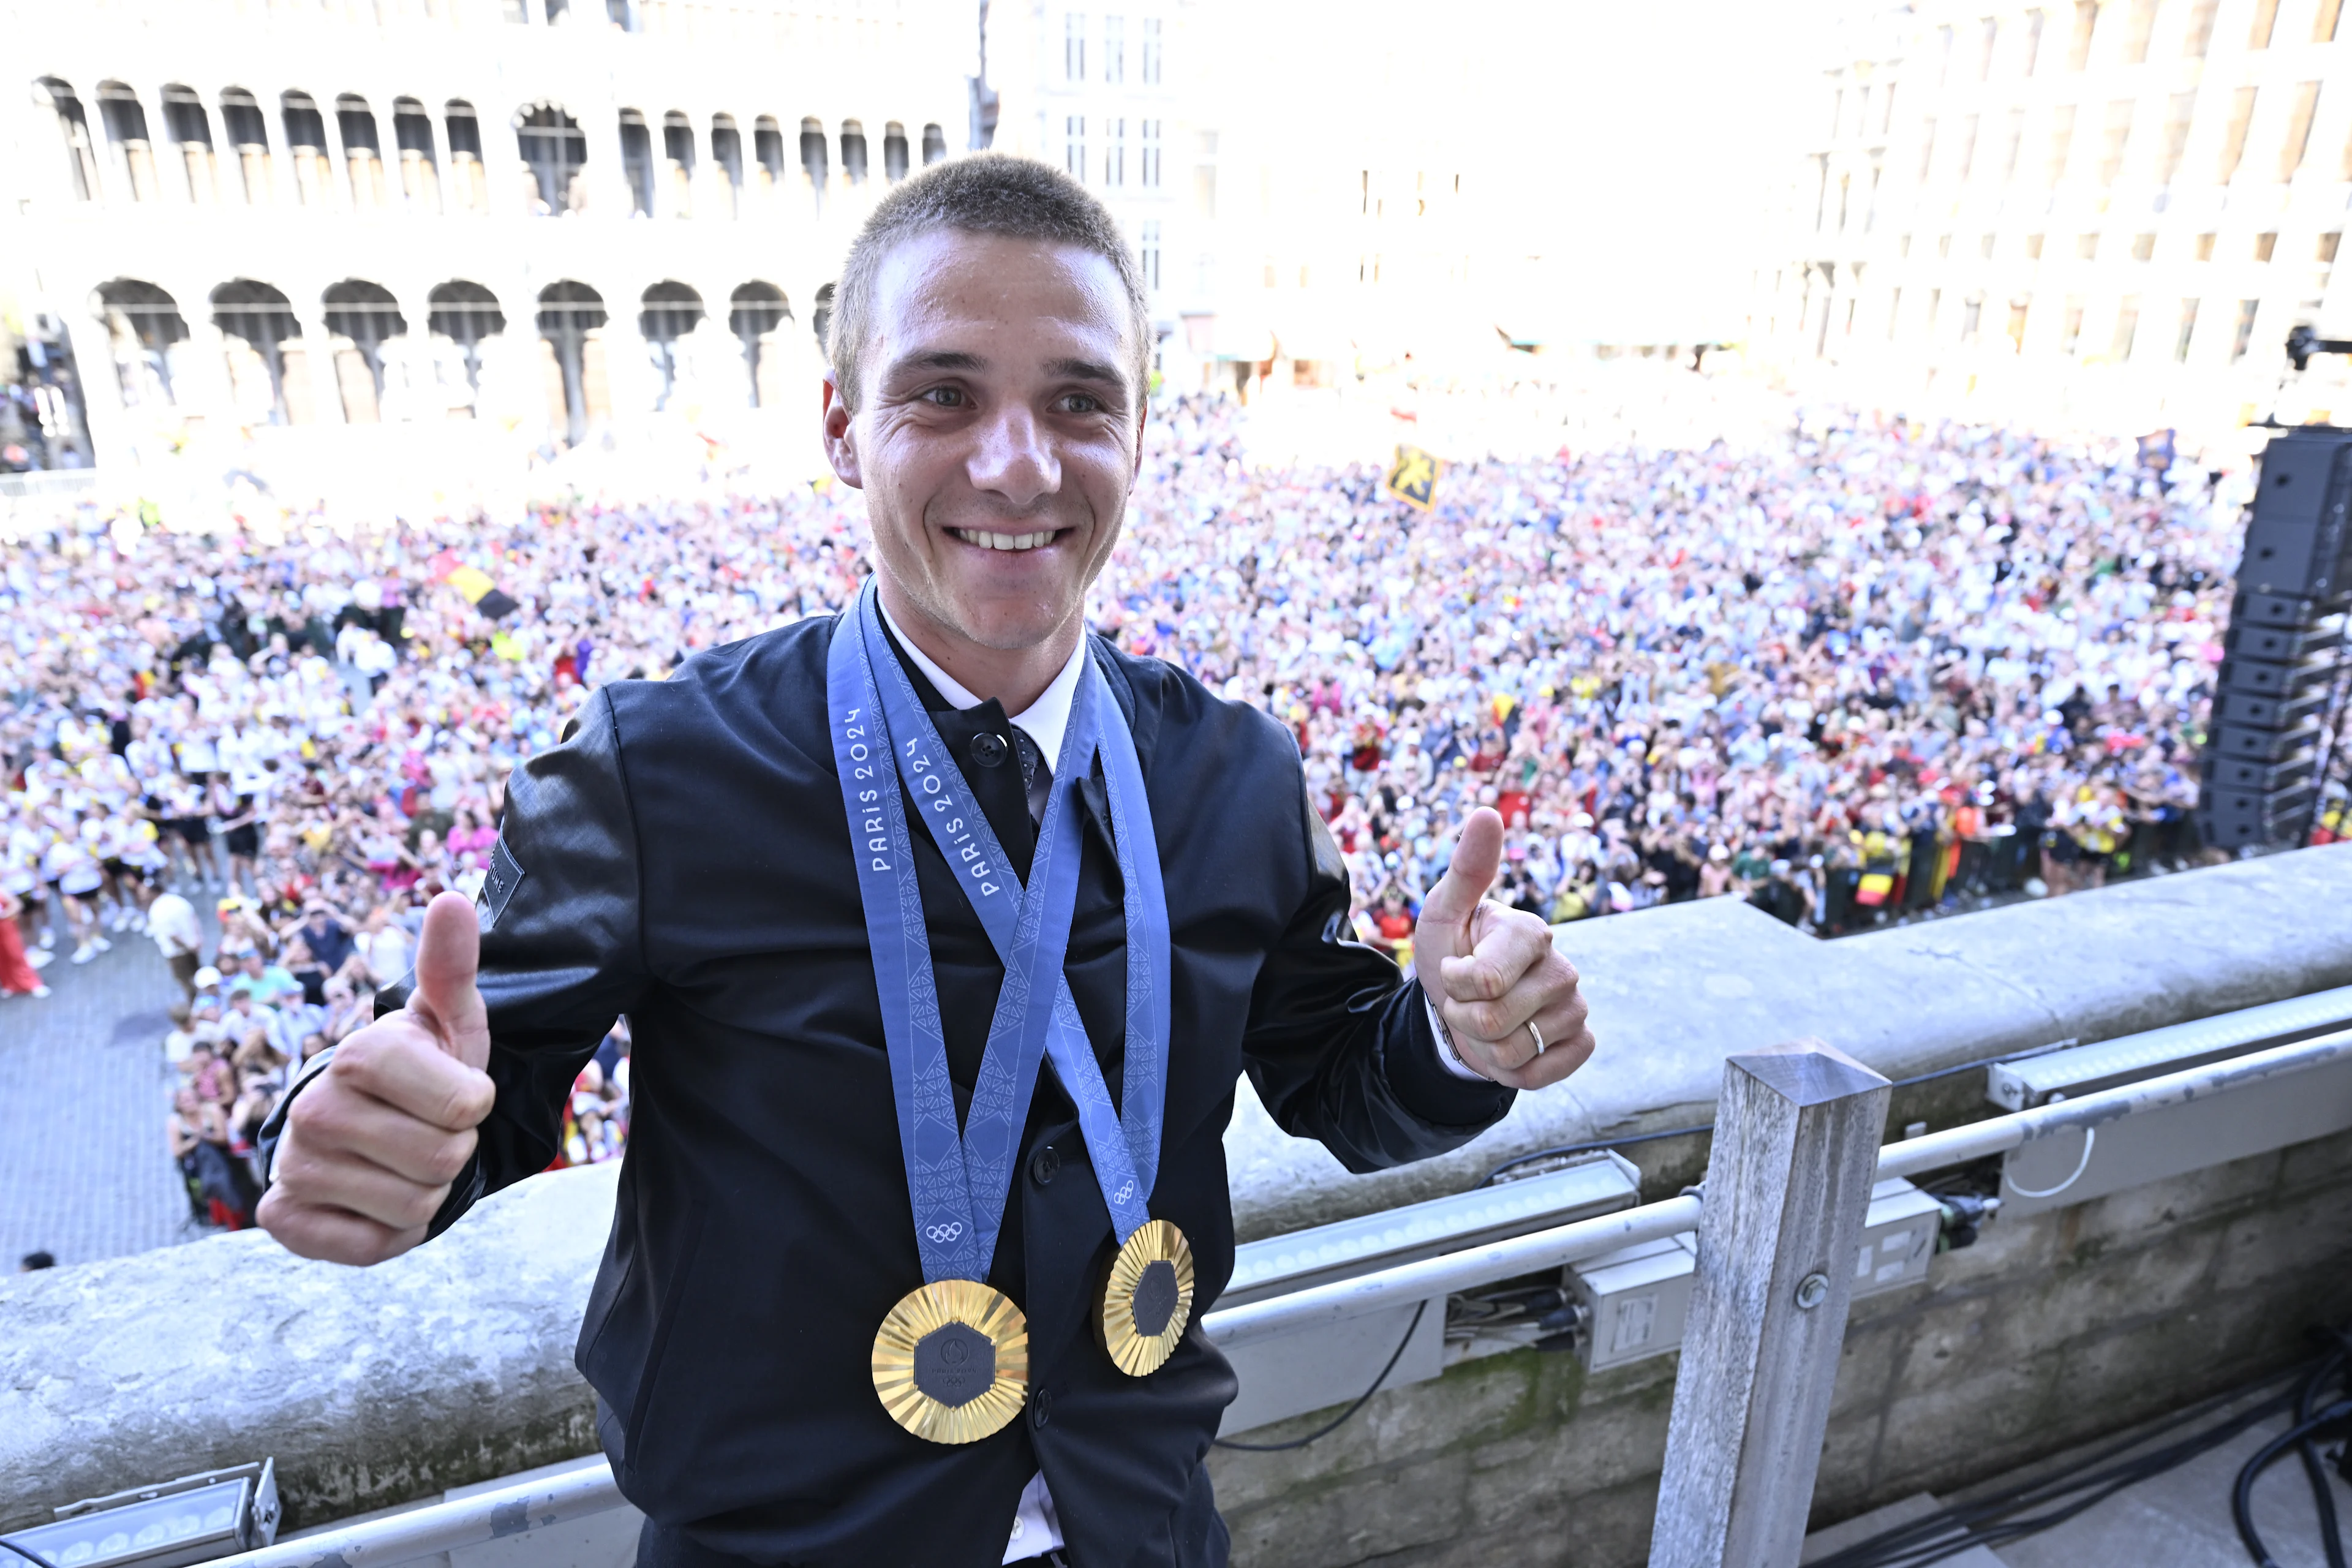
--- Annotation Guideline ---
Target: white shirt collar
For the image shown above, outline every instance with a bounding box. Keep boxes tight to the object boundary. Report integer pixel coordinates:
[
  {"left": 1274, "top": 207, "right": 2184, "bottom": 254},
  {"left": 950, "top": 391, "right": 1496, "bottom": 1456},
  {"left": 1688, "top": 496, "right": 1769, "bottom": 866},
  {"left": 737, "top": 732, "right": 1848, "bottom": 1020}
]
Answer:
[{"left": 875, "top": 597, "right": 1088, "bottom": 767}]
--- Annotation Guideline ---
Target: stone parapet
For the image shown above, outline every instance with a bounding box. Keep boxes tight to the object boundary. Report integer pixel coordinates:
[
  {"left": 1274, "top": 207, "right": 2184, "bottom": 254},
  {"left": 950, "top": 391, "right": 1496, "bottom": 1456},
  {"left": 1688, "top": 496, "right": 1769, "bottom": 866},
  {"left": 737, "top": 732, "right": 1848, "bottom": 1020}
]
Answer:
[
  {"left": 1226, "top": 842, "right": 2352, "bottom": 1235},
  {"left": 0, "top": 1163, "right": 614, "bottom": 1534}
]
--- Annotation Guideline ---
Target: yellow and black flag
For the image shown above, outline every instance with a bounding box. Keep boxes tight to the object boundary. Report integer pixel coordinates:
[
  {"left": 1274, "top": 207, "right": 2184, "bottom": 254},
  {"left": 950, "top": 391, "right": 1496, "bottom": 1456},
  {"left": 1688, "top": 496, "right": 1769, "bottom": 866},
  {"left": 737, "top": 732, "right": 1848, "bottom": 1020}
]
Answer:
[
  {"left": 443, "top": 562, "right": 521, "bottom": 620},
  {"left": 1384, "top": 444, "right": 1441, "bottom": 511}
]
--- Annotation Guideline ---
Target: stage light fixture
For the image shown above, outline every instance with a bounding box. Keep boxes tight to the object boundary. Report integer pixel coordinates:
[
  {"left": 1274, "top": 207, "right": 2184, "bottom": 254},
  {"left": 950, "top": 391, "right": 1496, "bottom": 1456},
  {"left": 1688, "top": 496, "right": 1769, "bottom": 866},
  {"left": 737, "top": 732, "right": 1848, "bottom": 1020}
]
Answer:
[{"left": 0, "top": 1461, "right": 279, "bottom": 1568}]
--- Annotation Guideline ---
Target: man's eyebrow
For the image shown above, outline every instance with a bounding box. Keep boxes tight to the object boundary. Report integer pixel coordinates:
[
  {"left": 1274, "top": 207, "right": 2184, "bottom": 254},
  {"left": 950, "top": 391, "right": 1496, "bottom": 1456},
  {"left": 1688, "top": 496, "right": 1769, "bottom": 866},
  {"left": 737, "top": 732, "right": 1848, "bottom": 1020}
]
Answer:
[
  {"left": 1042, "top": 356, "right": 1126, "bottom": 387},
  {"left": 882, "top": 349, "right": 989, "bottom": 379}
]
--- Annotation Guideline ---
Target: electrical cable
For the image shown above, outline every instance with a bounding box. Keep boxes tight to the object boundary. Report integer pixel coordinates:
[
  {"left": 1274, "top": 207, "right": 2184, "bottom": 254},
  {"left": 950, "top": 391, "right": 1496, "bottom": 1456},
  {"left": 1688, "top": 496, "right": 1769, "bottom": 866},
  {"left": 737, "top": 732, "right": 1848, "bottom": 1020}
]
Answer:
[
  {"left": 1477, "top": 1038, "right": 2086, "bottom": 1186},
  {"left": 1479, "top": 1122, "right": 1715, "bottom": 1186},
  {"left": 2002, "top": 1126, "right": 2097, "bottom": 1199},
  {"left": 2290, "top": 1336, "right": 2350, "bottom": 1568},
  {"left": 2235, "top": 1332, "right": 2351, "bottom": 1568},
  {"left": 1212, "top": 1300, "right": 1428, "bottom": 1453},
  {"left": 1909, "top": 1392, "right": 2297, "bottom": 1567},
  {"left": 2233, "top": 1400, "right": 2352, "bottom": 1568},
  {"left": 1809, "top": 1349, "right": 2328, "bottom": 1568}
]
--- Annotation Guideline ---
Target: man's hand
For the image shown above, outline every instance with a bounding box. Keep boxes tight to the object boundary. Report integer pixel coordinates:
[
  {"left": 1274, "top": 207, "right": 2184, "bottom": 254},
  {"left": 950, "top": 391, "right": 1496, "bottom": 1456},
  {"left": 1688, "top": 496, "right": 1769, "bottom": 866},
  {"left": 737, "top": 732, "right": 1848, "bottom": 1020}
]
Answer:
[
  {"left": 258, "top": 892, "right": 495, "bottom": 1265},
  {"left": 1412, "top": 808, "right": 1594, "bottom": 1090}
]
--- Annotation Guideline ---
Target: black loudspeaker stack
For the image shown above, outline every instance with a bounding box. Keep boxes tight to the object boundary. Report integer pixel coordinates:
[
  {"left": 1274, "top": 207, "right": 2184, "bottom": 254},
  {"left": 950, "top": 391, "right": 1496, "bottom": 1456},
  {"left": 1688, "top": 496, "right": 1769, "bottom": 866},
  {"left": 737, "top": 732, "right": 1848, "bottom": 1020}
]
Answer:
[{"left": 2198, "top": 426, "right": 2352, "bottom": 850}]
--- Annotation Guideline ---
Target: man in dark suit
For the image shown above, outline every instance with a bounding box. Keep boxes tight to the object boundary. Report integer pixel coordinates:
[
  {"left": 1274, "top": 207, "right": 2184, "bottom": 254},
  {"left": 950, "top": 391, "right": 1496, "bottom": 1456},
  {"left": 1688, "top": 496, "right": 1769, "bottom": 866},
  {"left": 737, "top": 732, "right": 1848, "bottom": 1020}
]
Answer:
[{"left": 257, "top": 155, "right": 1594, "bottom": 1567}]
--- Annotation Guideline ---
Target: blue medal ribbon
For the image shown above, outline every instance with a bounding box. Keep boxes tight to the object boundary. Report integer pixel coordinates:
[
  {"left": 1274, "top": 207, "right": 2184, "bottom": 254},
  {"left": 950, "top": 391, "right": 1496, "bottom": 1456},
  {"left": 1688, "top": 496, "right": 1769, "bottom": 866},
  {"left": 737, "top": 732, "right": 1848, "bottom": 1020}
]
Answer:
[
  {"left": 854, "top": 590, "right": 1172, "bottom": 1244},
  {"left": 826, "top": 581, "right": 1172, "bottom": 1289}
]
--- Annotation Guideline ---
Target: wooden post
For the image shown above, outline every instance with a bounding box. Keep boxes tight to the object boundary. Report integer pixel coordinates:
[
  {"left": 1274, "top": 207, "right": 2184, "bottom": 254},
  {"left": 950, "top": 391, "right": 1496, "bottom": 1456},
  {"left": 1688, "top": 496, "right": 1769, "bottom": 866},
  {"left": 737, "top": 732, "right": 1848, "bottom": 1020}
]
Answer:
[{"left": 1650, "top": 1038, "right": 1893, "bottom": 1568}]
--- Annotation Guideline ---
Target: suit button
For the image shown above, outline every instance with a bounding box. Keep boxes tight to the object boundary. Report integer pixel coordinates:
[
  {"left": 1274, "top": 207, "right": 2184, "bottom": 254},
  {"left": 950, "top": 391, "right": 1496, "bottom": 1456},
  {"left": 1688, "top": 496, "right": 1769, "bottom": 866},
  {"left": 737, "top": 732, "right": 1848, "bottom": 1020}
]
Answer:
[
  {"left": 1030, "top": 1146, "right": 1060, "bottom": 1186},
  {"left": 970, "top": 731, "right": 1008, "bottom": 767},
  {"left": 1031, "top": 1389, "right": 1053, "bottom": 1428}
]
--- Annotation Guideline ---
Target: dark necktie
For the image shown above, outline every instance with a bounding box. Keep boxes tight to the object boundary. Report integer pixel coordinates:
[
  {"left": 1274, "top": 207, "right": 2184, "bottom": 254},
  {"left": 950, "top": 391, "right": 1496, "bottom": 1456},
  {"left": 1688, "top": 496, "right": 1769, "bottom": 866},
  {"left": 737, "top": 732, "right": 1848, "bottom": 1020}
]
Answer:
[{"left": 1011, "top": 726, "right": 1052, "bottom": 828}]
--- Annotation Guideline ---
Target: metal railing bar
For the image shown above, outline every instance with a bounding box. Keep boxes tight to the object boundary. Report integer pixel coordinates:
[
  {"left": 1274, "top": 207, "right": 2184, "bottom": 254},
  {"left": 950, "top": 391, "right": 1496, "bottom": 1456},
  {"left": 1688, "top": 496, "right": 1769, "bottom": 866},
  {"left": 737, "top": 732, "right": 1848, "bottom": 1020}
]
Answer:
[
  {"left": 1874, "top": 1024, "right": 2352, "bottom": 1182},
  {"left": 1986, "top": 983, "right": 2352, "bottom": 1102},
  {"left": 206, "top": 1460, "right": 625, "bottom": 1568}
]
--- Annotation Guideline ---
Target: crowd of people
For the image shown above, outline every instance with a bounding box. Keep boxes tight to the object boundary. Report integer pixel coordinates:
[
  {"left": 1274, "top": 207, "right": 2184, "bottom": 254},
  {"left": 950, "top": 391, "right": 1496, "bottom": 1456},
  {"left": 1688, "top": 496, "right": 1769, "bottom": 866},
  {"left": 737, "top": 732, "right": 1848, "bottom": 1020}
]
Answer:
[
  {"left": 1112, "top": 402, "right": 2261, "bottom": 950},
  {"left": 0, "top": 393, "right": 2302, "bottom": 1229}
]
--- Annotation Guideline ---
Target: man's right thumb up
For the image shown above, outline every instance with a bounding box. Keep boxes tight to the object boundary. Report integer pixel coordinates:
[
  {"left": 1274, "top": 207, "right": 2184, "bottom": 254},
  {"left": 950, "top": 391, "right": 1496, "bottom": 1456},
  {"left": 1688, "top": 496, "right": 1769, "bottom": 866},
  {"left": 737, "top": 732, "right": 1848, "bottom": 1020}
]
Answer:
[{"left": 407, "top": 889, "right": 491, "bottom": 1072}]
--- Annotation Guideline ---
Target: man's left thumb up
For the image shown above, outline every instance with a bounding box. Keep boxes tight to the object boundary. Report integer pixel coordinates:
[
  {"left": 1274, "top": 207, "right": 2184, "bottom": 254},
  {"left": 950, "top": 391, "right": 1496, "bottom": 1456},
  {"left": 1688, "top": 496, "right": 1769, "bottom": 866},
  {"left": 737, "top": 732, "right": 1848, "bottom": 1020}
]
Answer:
[{"left": 1411, "top": 807, "right": 1503, "bottom": 992}]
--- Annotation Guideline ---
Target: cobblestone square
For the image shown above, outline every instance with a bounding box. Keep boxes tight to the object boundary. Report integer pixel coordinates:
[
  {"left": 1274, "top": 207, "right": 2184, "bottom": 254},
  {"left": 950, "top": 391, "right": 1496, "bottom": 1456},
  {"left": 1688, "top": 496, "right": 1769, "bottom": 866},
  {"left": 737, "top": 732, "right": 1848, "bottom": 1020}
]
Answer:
[{"left": 0, "top": 935, "right": 213, "bottom": 1268}]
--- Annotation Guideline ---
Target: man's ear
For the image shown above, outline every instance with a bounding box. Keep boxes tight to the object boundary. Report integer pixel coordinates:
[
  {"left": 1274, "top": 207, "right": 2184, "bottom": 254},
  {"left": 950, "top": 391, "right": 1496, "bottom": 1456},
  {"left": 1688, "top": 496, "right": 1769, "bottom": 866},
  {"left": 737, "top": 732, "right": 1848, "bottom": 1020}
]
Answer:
[{"left": 821, "top": 372, "right": 864, "bottom": 489}]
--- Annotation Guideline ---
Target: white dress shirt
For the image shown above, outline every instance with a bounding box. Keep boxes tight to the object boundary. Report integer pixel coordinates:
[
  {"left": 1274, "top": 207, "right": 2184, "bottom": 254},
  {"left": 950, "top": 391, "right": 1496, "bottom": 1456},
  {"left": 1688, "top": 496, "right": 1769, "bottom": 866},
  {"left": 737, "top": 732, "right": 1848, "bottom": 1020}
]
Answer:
[{"left": 877, "top": 597, "right": 1085, "bottom": 767}]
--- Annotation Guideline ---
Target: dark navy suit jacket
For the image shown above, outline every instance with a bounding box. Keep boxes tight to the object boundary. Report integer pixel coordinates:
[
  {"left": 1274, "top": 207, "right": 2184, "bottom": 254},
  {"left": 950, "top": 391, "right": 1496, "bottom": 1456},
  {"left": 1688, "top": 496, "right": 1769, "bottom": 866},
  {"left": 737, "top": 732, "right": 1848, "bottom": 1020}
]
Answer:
[{"left": 419, "top": 615, "right": 1514, "bottom": 1567}]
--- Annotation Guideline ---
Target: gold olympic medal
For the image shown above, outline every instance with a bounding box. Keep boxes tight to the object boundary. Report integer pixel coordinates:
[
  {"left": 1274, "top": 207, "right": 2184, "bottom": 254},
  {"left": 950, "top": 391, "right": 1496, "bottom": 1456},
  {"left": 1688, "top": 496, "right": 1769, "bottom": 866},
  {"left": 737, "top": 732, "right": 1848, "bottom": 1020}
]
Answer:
[
  {"left": 870, "top": 1279, "right": 1030, "bottom": 1444},
  {"left": 1094, "top": 1219, "right": 1195, "bottom": 1378}
]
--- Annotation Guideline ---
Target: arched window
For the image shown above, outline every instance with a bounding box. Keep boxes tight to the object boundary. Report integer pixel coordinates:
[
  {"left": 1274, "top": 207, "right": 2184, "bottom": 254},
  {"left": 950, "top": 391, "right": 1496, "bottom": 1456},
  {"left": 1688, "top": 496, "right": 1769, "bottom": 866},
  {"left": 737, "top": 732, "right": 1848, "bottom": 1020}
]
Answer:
[
  {"left": 922, "top": 123, "right": 948, "bottom": 165},
  {"left": 282, "top": 93, "right": 326, "bottom": 148},
  {"left": 711, "top": 113, "right": 744, "bottom": 217},
  {"left": 161, "top": 86, "right": 217, "bottom": 204},
  {"left": 426, "top": 280, "right": 505, "bottom": 400},
  {"left": 219, "top": 89, "right": 265, "bottom": 149},
  {"left": 322, "top": 280, "right": 407, "bottom": 420},
  {"left": 516, "top": 104, "right": 587, "bottom": 215},
  {"left": 800, "top": 116, "right": 829, "bottom": 209},
  {"left": 34, "top": 79, "right": 101, "bottom": 202},
  {"left": 883, "top": 121, "right": 909, "bottom": 181},
  {"left": 160, "top": 86, "right": 211, "bottom": 149},
  {"left": 639, "top": 281, "right": 704, "bottom": 340},
  {"left": 93, "top": 279, "right": 188, "bottom": 407},
  {"left": 211, "top": 279, "right": 303, "bottom": 424},
  {"left": 639, "top": 281, "right": 705, "bottom": 409},
  {"left": 219, "top": 88, "right": 270, "bottom": 205},
  {"left": 661, "top": 111, "right": 695, "bottom": 216},
  {"left": 391, "top": 98, "right": 439, "bottom": 209},
  {"left": 753, "top": 116, "right": 786, "bottom": 192},
  {"left": 96, "top": 83, "right": 158, "bottom": 203},
  {"left": 445, "top": 100, "right": 486, "bottom": 211},
  {"left": 337, "top": 96, "right": 386, "bottom": 208},
  {"left": 840, "top": 118, "right": 869, "bottom": 185},
  {"left": 281, "top": 92, "right": 332, "bottom": 206},
  {"left": 537, "top": 281, "right": 608, "bottom": 444},
  {"left": 728, "top": 282, "right": 790, "bottom": 407},
  {"left": 812, "top": 281, "right": 835, "bottom": 353},
  {"left": 619, "top": 110, "right": 654, "bottom": 216}
]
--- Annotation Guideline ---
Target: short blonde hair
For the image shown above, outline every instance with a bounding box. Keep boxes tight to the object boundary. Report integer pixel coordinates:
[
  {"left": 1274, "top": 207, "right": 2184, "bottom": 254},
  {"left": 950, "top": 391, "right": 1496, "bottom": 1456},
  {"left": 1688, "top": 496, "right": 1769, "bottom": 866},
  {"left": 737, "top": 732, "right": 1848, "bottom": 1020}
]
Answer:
[{"left": 827, "top": 153, "right": 1151, "bottom": 413}]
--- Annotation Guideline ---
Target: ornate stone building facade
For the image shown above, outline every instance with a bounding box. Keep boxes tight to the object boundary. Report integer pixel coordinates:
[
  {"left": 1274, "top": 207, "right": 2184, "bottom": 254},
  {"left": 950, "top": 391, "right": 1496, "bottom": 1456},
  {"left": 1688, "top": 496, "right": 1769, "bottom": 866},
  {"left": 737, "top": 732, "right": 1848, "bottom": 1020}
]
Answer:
[
  {"left": 0, "top": 0, "right": 978, "bottom": 467},
  {"left": 1762, "top": 0, "right": 2352, "bottom": 435}
]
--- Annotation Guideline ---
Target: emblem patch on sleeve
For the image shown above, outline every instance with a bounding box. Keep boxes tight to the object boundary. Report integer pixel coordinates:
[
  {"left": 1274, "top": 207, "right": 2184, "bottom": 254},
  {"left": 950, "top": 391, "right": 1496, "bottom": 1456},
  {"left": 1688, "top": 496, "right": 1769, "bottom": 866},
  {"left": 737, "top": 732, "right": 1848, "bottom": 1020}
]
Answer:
[{"left": 478, "top": 837, "right": 526, "bottom": 932}]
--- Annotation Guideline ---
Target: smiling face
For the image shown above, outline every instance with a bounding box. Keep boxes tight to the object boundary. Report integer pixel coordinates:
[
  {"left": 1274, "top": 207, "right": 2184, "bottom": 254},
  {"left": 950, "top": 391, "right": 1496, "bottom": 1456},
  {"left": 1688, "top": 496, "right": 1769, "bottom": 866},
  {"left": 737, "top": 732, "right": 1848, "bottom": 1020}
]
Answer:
[{"left": 823, "top": 228, "right": 1145, "bottom": 662}]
